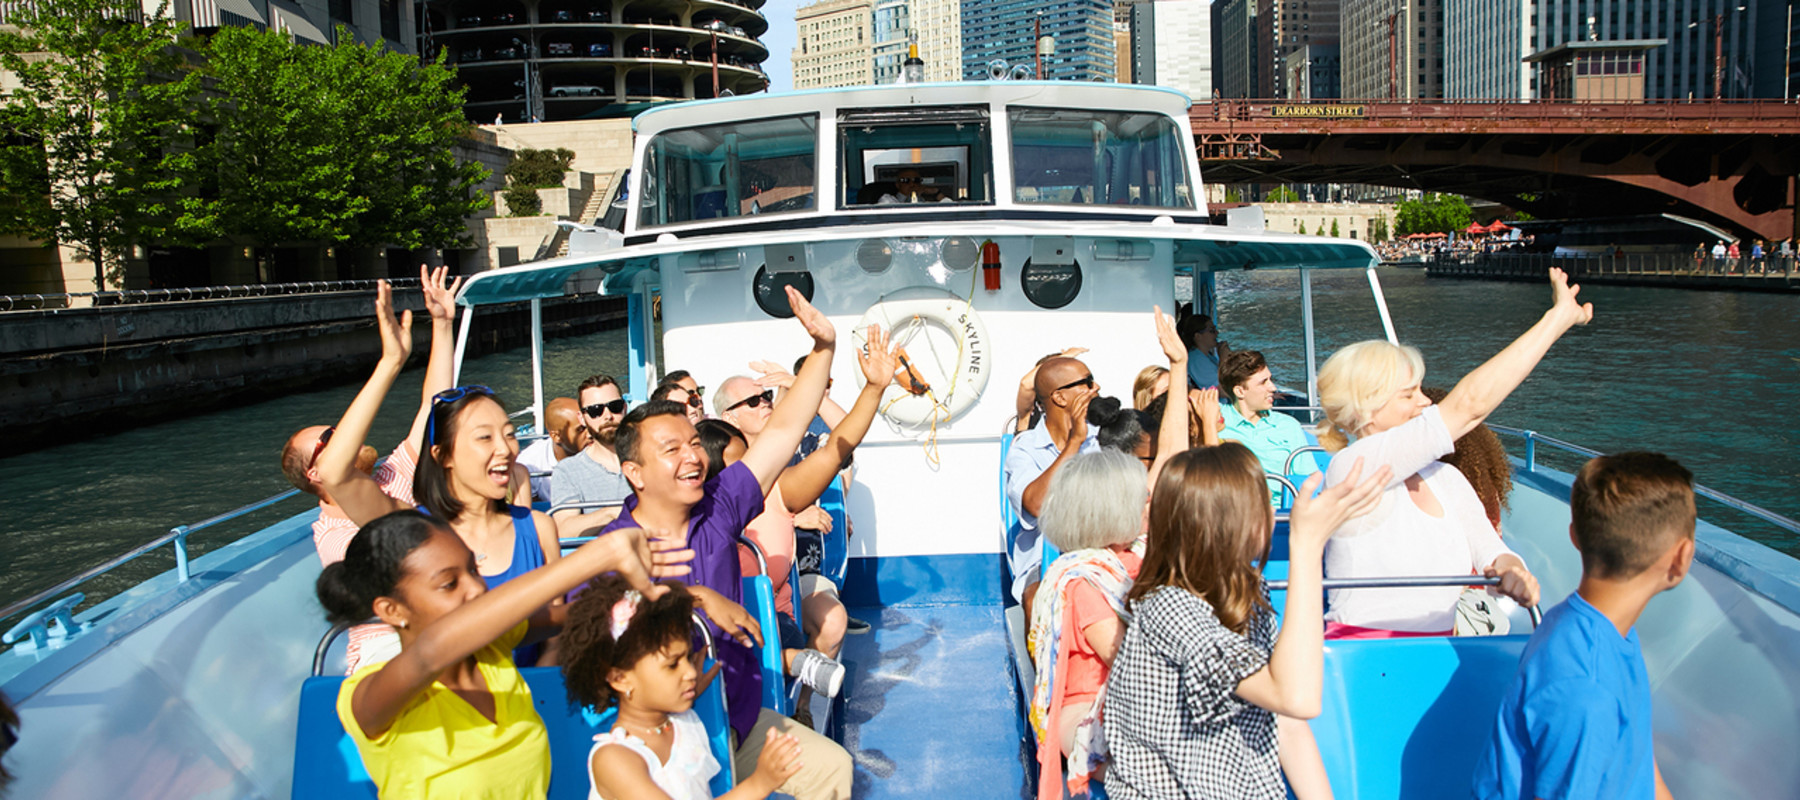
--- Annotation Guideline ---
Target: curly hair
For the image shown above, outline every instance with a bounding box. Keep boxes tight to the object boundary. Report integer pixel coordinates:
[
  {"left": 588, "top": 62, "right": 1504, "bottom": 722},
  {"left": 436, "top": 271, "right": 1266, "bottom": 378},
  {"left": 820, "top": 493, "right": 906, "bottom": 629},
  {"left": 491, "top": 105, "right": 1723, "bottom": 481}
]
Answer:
[
  {"left": 559, "top": 576, "right": 696, "bottom": 712},
  {"left": 1421, "top": 387, "right": 1512, "bottom": 527}
]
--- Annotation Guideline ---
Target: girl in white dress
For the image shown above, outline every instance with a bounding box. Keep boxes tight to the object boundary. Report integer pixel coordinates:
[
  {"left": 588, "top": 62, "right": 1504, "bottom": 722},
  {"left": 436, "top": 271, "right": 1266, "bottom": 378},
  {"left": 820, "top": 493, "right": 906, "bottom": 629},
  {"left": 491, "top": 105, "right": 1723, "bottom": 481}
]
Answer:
[{"left": 561, "top": 576, "right": 801, "bottom": 800}]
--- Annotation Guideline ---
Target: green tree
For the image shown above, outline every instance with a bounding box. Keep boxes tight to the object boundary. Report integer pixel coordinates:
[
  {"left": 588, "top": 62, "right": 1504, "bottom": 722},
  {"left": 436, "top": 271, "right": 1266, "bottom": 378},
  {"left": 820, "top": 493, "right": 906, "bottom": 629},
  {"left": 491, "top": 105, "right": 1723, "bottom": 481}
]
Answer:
[
  {"left": 1371, "top": 215, "right": 1390, "bottom": 242},
  {"left": 506, "top": 148, "right": 574, "bottom": 188},
  {"left": 1330, "top": 219, "right": 1341, "bottom": 237},
  {"left": 1394, "top": 193, "right": 1473, "bottom": 236},
  {"left": 1266, "top": 184, "right": 1299, "bottom": 202},
  {"left": 1297, "top": 220, "right": 1307, "bottom": 235},
  {"left": 0, "top": 0, "right": 202, "bottom": 290},
  {"left": 1223, "top": 186, "right": 1244, "bottom": 203},
  {"left": 198, "top": 25, "right": 488, "bottom": 249}
]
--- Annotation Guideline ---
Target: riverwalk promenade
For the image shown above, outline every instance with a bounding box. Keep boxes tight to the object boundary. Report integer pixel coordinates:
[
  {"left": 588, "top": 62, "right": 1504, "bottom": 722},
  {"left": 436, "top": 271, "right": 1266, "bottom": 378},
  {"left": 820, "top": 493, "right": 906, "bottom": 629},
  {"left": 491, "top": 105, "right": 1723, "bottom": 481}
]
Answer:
[{"left": 1424, "top": 252, "right": 1800, "bottom": 293}]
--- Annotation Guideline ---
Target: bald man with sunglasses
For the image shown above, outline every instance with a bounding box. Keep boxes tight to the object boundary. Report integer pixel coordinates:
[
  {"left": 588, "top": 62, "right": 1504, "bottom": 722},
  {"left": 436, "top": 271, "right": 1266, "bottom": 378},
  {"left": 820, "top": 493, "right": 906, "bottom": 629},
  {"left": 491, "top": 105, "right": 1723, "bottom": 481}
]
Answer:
[
  {"left": 1003, "top": 356, "right": 1102, "bottom": 607},
  {"left": 550, "top": 374, "right": 633, "bottom": 535}
]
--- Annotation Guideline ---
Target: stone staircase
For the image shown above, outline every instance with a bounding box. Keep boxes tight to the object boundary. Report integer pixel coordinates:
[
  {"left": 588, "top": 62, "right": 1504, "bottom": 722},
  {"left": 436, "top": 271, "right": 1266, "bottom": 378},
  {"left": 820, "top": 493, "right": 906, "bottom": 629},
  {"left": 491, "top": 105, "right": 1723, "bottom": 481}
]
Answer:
[{"left": 556, "top": 170, "right": 622, "bottom": 258}]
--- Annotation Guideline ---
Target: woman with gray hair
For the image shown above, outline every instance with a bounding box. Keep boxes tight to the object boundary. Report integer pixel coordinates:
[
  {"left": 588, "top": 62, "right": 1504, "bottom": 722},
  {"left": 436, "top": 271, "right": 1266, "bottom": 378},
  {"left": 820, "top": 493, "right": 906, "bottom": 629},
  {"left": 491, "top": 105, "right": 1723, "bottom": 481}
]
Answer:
[{"left": 1027, "top": 449, "right": 1148, "bottom": 800}]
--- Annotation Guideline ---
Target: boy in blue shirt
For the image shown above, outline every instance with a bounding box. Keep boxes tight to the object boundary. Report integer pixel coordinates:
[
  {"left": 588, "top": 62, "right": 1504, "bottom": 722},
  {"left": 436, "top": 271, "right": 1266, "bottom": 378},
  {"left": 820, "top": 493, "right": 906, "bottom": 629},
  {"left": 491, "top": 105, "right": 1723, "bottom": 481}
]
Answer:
[{"left": 1474, "top": 452, "right": 1695, "bottom": 800}]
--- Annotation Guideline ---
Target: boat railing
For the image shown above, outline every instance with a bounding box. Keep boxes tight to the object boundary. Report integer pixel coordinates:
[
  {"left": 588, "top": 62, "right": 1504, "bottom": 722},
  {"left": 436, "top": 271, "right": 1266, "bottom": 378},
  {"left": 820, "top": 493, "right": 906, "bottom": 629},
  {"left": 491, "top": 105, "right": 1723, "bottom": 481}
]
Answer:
[
  {"left": 1488, "top": 424, "right": 1800, "bottom": 535},
  {"left": 2, "top": 486, "right": 308, "bottom": 654},
  {"left": 1266, "top": 574, "right": 1545, "bottom": 626}
]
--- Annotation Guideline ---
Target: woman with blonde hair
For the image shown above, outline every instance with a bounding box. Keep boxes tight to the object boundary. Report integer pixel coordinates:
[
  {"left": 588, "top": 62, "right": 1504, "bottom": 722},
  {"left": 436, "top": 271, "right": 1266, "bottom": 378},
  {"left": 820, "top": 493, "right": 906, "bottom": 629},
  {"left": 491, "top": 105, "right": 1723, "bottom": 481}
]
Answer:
[
  {"left": 1313, "top": 268, "right": 1592, "bottom": 637},
  {"left": 1130, "top": 366, "right": 1169, "bottom": 410}
]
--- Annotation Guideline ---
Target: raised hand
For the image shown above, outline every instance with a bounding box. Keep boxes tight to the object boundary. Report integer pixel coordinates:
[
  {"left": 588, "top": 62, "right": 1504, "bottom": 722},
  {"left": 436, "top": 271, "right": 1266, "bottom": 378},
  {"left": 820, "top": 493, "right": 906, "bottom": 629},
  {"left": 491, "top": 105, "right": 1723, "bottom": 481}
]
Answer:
[
  {"left": 1194, "top": 386, "right": 1224, "bottom": 436},
  {"left": 1288, "top": 458, "right": 1391, "bottom": 554},
  {"left": 749, "top": 359, "right": 797, "bottom": 391},
  {"left": 580, "top": 527, "right": 672, "bottom": 600},
  {"left": 1066, "top": 388, "right": 1094, "bottom": 446},
  {"left": 374, "top": 280, "right": 414, "bottom": 365},
  {"left": 858, "top": 323, "right": 899, "bottom": 390},
  {"left": 786, "top": 285, "right": 835, "bottom": 347},
  {"left": 419, "top": 264, "right": 463, "bottom": 323},
  {"left": 1153, "top": 305, "right": 1187, "bottom": 365},
  {"left": 1547, "top": 267, "right": 1594, "bottom": 327}
]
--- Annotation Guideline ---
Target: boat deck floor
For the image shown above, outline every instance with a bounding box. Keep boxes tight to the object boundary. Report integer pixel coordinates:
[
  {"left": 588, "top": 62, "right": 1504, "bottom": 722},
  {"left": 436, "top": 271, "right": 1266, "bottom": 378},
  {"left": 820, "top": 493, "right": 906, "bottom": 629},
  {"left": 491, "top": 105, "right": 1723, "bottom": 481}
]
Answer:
[{"left": 836, "top": 603, "right": 1028, "bottom": 798}]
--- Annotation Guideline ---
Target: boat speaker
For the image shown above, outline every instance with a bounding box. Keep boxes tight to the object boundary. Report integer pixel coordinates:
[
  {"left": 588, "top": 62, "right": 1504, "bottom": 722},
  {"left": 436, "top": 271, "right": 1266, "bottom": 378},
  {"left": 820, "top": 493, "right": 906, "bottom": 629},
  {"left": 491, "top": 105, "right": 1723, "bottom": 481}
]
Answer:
[{"left": 941, "top": 236, "right": 979, "bottom": 272}]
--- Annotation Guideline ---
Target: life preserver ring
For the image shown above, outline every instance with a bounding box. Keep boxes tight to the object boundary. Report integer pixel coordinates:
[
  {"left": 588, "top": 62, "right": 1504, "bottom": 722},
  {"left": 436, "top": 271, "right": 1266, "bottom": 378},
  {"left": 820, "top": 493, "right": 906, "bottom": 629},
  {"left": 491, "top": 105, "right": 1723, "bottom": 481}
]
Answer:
[{"left": 852, "top": 290, "right": 991, "bottom": 428}]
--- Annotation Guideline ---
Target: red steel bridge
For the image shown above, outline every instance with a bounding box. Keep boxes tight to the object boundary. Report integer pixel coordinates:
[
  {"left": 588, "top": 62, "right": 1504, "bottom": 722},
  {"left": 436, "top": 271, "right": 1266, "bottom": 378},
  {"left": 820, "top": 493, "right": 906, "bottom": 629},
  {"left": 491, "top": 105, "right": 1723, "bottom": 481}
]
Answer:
[{"left": 1191, "top": 99, "right": 1800, "bottom": 242}]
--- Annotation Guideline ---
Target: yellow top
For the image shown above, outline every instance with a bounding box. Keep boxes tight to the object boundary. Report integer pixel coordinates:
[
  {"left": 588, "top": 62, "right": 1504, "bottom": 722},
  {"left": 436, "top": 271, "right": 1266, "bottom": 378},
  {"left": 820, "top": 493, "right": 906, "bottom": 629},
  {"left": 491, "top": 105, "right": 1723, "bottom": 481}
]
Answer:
[{"left": 337, "top": 621, "right": 550, "bottom": 799}]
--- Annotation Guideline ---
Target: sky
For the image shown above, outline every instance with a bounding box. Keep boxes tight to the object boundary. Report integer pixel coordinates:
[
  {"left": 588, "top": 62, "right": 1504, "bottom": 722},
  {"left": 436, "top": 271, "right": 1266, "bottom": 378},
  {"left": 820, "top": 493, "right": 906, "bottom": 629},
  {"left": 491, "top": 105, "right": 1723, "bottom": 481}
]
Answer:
[{"left": 760, "top": 0, "right": 801, "bottom": 92}]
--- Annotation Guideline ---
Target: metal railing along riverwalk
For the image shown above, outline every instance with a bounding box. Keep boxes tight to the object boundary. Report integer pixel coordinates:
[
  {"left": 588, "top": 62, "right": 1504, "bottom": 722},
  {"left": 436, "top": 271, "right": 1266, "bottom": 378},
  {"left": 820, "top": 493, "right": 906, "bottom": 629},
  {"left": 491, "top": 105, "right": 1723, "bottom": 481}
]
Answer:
[
  {"left": 1426, "top": 252, "right": 1800, "bottom": 290},
  {"left": 0, "top": 278, "right": 422, "bottom": 312}
]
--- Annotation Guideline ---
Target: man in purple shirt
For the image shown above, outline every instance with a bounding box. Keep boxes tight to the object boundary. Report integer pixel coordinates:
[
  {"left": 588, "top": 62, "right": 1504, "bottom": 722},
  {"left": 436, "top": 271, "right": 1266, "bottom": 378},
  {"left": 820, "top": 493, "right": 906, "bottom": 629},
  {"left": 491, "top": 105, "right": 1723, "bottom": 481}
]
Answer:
[{"left": 600, "top": 286, "right": 852, "bottom": 799}]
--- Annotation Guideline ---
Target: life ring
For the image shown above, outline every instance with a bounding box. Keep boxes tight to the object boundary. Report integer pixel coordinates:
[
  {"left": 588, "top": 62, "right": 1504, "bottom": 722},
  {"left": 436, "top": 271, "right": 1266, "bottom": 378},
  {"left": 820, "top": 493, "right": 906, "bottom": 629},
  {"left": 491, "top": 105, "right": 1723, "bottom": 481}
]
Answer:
[{"left": 852, "top": 290, "right": 991, "bottom": 428}]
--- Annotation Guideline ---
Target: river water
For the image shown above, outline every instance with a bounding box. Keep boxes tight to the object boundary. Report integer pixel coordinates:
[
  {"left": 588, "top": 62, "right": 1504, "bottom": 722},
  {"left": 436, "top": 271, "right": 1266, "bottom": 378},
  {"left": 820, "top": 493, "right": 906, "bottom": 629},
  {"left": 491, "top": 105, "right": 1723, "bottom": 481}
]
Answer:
[{"left": 2, "top": 269, "right": 1795, "bottom": 614}]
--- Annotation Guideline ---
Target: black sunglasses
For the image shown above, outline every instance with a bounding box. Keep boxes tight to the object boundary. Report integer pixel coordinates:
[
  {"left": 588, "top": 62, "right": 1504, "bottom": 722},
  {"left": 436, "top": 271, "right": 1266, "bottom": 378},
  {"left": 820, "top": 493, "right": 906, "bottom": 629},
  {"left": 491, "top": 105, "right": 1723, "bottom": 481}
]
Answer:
[
  {"left": 584, "top": 398, "right": 628, "bottom": 418},
  {"left": 1056, "top": 374, "right": 1096, "bottom": 392},
  {"left": 306, "top": 426, "right": 335, "bottom": 470},
  {"left": 426, "top": 385, "right": 496, "bottom": 446},
  {"left": 726, "top": 389, "right": 774, "bottom": 412},
  {"left": 682, "top": 394, "right": 705, "bottom": 409}
]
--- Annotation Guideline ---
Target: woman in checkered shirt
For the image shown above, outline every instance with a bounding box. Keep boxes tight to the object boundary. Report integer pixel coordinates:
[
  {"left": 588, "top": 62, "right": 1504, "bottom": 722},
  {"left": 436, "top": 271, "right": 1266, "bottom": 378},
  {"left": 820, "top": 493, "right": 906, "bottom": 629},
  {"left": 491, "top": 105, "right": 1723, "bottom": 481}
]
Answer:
[{"left": 1102, "top": 444, "right": 1389, "bottom": 800}]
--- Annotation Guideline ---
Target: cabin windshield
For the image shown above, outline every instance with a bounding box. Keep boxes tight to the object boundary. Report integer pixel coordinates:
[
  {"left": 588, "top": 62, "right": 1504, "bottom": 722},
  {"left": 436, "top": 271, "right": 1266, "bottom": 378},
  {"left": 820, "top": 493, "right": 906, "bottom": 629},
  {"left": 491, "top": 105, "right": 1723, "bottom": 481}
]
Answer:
[
  {"left": 838, "top": 106, "right": 993, "bottom": 207},
  {"left": 1007, "top": 107, "right": 1194, "bottom": 209},
  {"left": 640, "top": 114, "right": 819, "bottom": 228}
]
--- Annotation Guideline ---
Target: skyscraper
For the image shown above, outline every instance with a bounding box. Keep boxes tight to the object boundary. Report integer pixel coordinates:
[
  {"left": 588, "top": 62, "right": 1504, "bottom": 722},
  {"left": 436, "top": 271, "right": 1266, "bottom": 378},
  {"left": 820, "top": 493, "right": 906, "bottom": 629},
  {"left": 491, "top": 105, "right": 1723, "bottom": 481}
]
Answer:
[
  {"left": 1215, "top": 0, "right": 1261, "bottom": 96},
  {"left": 960, "top": 0, "right": 1116, "bottom": 81},
  {"left": 1258, "top": 0, "right": 1342, "bottom": 97},
  {"left": 1129, "top": 0, "right": 1214, "bottom": 99},
  {"left": 1442, "top": 0, "right": 1531, "bottom": 97},
  {"left": 872, "top": 0, "right": 913, "bottom": 83},
  {"left": 1341, "top": 0, "right": 1443, "bottom": 98},
  {"left": 793, "top": 0, "right": 876, "bottom": 88}
]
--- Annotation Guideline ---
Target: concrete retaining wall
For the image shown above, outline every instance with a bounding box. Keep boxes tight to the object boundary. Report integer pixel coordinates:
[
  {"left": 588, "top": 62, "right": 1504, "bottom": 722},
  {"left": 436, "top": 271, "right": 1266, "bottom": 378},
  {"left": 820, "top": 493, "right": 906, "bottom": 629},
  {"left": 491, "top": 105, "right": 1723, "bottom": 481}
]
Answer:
[{"left": 0, "top": 291, "right": 625, "bottom": 453}]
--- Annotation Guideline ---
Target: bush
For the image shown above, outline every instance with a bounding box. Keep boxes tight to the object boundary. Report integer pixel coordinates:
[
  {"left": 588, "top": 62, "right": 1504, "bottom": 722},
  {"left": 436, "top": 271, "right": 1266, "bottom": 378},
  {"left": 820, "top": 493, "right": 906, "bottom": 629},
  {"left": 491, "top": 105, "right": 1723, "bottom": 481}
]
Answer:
[
  {"left": 503, "top": 184, "right": 542, "bottom": 216},
  {"left": 506, "top": 148, "right": 574, "bottom": 189}
]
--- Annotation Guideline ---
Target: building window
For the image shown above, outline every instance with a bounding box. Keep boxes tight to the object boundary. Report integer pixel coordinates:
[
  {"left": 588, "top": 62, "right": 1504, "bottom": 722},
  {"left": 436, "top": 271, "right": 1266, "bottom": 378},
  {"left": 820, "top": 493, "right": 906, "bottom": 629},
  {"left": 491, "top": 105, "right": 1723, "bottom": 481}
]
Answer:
[{"left": 329, "top": 0, "right": 353, "bottom": 22}]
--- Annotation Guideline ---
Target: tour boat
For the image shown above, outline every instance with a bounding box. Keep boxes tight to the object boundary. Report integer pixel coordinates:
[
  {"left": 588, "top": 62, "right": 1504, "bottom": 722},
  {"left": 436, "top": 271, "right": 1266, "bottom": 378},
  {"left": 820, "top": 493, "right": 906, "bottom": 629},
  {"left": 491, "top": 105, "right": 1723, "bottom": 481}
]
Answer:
[{"left": 5, "top": 80, "right": 1798, "bottom": 799}]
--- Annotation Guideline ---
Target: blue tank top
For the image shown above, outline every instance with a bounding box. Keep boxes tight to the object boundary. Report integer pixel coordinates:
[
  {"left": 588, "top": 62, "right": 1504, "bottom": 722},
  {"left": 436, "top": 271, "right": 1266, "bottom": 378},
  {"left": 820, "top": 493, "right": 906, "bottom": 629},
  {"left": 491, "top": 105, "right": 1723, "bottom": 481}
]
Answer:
[{"left": 415, "top": 504, "right": 548, "bottom": 665}]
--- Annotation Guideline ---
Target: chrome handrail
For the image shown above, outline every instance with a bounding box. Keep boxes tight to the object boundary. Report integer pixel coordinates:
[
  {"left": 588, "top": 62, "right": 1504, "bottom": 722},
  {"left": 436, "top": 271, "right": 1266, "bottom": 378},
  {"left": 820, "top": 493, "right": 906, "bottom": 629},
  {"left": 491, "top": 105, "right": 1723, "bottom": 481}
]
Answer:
[
  {"left": 1284, "top": 445, "right": 1329, "bottom": 475},
  {"left": 1487, "top": 424, "right": 1800, "bottom": 535},
  {"left": 0, "top": 487, "right": 306, "bottom": 628},
  {"left": 311, "top": 617, "right": 382, "bottom": 677}
]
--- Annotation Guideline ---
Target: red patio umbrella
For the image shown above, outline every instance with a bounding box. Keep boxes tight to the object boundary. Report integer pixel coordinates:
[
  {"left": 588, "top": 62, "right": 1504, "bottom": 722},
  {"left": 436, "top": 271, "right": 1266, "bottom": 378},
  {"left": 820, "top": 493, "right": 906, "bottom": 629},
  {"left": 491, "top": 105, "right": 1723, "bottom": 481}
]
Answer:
[{"left": 1463, "top": 222, "right": 1487, "bottom": 235}]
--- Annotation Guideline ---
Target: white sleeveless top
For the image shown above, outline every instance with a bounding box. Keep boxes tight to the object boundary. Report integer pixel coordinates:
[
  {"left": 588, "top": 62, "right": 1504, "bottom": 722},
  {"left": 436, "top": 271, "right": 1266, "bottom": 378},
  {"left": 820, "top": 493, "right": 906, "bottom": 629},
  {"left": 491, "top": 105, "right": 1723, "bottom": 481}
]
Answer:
[{"left": 588, "top": 710, "right": 719, "bottom": 800}]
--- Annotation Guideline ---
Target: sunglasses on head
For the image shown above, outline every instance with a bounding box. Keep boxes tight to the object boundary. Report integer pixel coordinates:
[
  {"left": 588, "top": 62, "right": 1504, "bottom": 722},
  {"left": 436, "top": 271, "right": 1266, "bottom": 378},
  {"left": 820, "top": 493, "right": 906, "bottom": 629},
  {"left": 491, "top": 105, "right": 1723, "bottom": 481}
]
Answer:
[
  {"left": 426, "top": 385, "right": 496, "bottom": 446},
  {"left": 726, "top": 389, "right": 775, "bottom": 412},
  {"left": 1056, "top": 374, "right": 1096, "bottom": 392},
  {"left": 584, "top": 399, "right": 628, "bottom": 418},
  {"left": 307, "top": 426, "right": 335, "bottom": 470}
]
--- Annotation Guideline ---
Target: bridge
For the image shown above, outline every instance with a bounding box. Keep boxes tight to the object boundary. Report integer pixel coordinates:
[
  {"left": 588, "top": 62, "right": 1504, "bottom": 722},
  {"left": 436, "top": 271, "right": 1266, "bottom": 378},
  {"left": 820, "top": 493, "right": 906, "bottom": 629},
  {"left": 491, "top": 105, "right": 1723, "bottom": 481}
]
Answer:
[{"left": 1191, "top": 99, "right": 1800, "bottom": 242}]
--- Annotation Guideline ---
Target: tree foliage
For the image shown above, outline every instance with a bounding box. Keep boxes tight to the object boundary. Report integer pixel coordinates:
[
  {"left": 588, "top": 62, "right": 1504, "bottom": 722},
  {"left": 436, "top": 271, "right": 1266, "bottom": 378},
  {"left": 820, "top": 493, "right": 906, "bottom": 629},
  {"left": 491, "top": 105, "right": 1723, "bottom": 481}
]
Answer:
[
  {"left": 1394, "top": 193, "right": 1474, "bottom": 236},
  {"left": 1330, "top": 218, "right": 1341, "bottom": 237},
  {"left": 1371, "top": 215, "right": 1390, "bottom": 242},
  {"left": 0, "top": 9, "right": 489, "bottom": 290},
  {"left": 0, "top": 0, "right": 200, "bottom": 290},
  {"left": 1266, "top": 184, "right": 1299, "bottom": 202},
  {"left": 199, "top": 25, "right": 489, "bottom": 248}
]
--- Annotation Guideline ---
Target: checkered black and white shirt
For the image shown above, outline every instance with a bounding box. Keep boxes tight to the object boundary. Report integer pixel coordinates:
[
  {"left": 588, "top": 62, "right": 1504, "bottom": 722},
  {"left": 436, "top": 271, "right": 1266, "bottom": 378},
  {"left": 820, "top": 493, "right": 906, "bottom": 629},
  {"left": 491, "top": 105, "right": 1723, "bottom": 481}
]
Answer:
[{"left": 1102, "top": 585, "right": 1284, "bottom": 800}]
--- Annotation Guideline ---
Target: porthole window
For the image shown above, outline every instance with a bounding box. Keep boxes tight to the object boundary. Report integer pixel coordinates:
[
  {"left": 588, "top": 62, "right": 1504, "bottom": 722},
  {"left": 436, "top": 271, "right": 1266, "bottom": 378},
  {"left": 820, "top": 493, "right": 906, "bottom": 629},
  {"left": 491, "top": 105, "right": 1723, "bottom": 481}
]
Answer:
[{"left": 1019, "top": 258, "right": 1082, "bottom": 309}]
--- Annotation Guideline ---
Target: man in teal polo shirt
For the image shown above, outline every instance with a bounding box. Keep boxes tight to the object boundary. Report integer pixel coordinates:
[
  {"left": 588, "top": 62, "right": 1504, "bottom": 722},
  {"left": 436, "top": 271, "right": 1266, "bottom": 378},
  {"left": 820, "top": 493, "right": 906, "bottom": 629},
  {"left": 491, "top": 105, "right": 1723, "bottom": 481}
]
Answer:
[{"left": 1218, "top": 350, "right": 1324, "bottom": 501}]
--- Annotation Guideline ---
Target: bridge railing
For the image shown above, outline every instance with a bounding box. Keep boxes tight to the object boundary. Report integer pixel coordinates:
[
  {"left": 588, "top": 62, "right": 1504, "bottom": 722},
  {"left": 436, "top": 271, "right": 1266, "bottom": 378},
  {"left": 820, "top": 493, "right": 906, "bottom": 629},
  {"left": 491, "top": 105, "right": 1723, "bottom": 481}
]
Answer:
[{"left": 1425, "top": 251, "right": 1799, "bottom": 284}]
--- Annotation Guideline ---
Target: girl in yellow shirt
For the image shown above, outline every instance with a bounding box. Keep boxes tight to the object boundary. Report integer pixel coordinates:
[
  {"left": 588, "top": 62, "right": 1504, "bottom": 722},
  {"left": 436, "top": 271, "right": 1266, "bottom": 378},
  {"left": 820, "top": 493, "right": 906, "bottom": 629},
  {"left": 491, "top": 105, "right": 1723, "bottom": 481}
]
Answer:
[{"left": 317, "top": 509, "right": 695, "bottom": 798}]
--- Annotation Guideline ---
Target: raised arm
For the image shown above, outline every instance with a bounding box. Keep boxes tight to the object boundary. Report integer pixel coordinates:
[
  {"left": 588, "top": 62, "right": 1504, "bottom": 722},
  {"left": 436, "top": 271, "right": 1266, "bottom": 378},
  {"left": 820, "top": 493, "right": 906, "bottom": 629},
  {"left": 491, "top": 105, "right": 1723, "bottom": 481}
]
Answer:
[
  {"left": 405, "top": 265, "right": 463, "bottom": 459},
  {"left": 317, "top": 282, "right": 416, "bottom": 525},
  {"left": 1234, "top": 460, "right": 1389, "bottom": 718},
  {"left": 740, "top": 287, "right": 836, "bottom": 494},
  {"left": 753, "top": 360, "right": 849, "bottom": 428},
  {"left": 1018, "top": 391, "right": 1092, "bottom": 519},
  {"left": 778, "top": 324, "right": 896, "bottom": 510},
  {"left": 348, "top": 528, "right": 686, "bottom": 739},
  {"left": 1438, "top": 268, "right": 1592, "bottom": 439},
  {"left": 1149, "top": 307, "right": 1189, "bottom": 488}
]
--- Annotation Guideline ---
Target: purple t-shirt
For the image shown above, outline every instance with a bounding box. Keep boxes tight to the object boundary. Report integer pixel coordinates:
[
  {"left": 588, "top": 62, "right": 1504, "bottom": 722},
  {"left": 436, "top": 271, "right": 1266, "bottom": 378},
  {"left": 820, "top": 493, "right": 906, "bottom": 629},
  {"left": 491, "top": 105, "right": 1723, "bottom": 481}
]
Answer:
[{"left": 600, "top": 460, "right": 767, "bottom": 739}]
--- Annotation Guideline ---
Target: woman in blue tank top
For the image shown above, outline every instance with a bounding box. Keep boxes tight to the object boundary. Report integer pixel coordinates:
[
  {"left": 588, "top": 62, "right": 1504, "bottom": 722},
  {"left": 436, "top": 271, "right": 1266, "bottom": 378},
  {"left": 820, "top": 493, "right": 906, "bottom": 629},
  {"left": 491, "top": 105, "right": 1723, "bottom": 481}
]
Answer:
[{"left": 315, "top": 283, "right": 563, "bottom": 664}]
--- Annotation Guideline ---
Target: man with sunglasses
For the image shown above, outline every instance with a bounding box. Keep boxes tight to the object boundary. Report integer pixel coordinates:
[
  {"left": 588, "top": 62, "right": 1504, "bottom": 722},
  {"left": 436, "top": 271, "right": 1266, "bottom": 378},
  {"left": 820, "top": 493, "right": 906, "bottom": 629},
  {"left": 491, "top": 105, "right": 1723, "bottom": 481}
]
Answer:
[
  {"left": 515, "top": 397, "right": 590, "bottom": 503},
  {"left": 550, "top": 374, "right": 633, "bottom": 535},
  {"left": 1004, "top": 356, "right": 1102, "bottom": 606}
]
